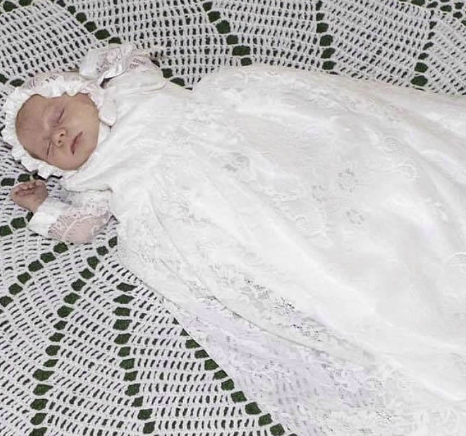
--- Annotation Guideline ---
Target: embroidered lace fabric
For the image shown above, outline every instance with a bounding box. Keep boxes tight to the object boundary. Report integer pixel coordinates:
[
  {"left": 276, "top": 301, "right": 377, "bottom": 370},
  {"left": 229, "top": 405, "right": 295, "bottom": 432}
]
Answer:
[{"left": 30, "top": 61, "right": 466, "bottom": 435}]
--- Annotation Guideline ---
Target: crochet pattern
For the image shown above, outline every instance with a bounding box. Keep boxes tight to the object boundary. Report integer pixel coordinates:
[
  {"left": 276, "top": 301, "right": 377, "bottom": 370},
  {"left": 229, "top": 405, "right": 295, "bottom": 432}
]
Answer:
[{"left": 2, "top": 1, "right": 466, "bottom": 435}]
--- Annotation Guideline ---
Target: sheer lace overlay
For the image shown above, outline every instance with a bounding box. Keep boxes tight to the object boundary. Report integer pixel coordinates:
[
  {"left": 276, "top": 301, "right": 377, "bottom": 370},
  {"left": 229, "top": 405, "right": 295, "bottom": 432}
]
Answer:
[{"left": 29, "top": 190, "right": 112, "bottom": 244}]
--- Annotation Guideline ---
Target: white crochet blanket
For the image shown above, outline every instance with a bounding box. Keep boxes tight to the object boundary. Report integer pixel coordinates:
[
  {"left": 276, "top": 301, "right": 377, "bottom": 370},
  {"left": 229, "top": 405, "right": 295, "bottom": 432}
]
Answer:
[{"left": 1, "top": 1, "right": 466, "bottom": 435}]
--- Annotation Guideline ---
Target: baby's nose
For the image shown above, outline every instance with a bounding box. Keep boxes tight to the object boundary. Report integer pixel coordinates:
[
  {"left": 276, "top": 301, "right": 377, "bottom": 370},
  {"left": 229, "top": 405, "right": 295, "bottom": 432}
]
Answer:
[{"left": 52, "top": 129, "right": 66, "bottom": 147}]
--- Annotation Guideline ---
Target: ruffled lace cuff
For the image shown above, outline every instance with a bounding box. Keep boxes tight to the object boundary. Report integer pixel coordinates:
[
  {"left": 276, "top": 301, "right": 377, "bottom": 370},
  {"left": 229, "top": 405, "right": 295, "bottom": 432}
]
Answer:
[{"left": 28, "top": 190, "right": 112, "bottom": 243}]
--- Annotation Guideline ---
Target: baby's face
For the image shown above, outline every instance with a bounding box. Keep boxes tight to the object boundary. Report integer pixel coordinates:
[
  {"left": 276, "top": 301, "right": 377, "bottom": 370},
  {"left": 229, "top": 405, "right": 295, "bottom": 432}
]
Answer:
[{"left": 15, "top": 93, "right": 100, "bottom": 171}]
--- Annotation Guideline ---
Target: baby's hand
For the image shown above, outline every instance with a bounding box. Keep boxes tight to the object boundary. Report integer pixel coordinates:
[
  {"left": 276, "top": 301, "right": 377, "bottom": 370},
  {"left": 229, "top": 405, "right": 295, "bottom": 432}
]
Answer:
[{"left": 11, "top": 180, "right": 48, "bottom": 213}]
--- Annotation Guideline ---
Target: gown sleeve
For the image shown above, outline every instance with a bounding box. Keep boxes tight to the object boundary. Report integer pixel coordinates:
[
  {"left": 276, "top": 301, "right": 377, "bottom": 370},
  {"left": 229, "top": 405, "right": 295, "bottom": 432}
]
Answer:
[{"left": 28, "top": 189, "right": 112, "bottom": 244}]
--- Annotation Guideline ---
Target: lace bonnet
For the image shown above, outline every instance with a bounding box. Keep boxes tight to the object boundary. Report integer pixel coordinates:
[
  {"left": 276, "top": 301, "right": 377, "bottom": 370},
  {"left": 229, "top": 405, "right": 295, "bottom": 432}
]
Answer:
[{"left": 2, "top": 43, "right": 141, "bottom": 178}]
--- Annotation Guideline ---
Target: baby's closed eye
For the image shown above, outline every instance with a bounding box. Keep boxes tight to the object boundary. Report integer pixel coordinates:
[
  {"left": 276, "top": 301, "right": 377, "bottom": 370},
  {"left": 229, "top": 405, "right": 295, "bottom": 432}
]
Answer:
[{"left": 54, "top": 108, "right": 65, "bottom": 124}]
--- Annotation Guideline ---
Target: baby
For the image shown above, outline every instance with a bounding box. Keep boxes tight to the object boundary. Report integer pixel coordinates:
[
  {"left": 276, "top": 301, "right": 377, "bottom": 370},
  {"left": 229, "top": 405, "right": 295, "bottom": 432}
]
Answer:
[{"left": 5, "top": 43, "right": 466, "bottom": 433}]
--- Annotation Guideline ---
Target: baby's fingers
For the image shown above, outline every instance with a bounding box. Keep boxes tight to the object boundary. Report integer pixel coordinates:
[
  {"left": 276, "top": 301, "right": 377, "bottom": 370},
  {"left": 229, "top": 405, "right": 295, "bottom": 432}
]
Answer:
[
  {"left": 28, "top": 180, "right": 46, "bottom": 189},
  {"left": 12, "top": 185, "right": 26, "bottom": 193},
  {"left": 11, "top": 188, "right": 26, "bottom": 198},
  {"left": 12, "top": 182, "right": 34, "bottom": 195}
]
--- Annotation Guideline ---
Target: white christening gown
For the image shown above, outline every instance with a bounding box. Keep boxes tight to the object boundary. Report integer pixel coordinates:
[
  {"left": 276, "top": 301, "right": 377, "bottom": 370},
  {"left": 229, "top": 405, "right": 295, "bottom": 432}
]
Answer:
[{"left": 28, "top": 62, "right": 466, "bottom": 435}]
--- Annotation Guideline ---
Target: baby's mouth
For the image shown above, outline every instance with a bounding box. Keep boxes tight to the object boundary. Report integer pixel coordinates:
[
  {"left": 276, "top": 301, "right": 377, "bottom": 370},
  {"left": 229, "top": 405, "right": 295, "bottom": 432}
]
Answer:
[{"left": 71, "top": 132, "right": 82, "bottom": 155}]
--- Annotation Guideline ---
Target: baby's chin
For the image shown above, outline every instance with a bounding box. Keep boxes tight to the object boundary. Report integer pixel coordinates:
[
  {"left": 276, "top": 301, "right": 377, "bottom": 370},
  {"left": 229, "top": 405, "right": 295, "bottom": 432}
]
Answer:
[{"left": 56, "top": 156, "right": 91, "bottom": 171}]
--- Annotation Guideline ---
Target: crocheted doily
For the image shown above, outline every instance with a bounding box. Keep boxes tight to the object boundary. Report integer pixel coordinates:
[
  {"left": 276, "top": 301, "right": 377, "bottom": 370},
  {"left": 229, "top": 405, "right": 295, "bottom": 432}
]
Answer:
[{"left": 2, "top": 1, "right": 466, "bottom": 435}]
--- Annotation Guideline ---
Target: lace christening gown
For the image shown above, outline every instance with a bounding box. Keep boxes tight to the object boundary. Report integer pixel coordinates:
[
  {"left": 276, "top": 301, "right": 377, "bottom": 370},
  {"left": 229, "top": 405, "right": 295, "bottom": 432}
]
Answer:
[{"left": 29, "top": 63, "right": 466, "bottom": 435}]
